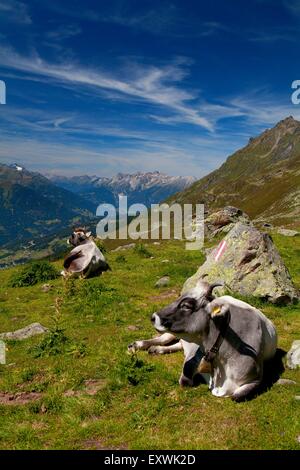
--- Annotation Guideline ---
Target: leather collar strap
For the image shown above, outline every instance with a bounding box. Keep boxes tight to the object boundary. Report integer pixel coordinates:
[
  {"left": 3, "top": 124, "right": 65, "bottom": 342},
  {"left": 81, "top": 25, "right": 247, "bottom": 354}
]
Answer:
[{"left": 204, "top": 310, "right": 231, "bottom": 364}]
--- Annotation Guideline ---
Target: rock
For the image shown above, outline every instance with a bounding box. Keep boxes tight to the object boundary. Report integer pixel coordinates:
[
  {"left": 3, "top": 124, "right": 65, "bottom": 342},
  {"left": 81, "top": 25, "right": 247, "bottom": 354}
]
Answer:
[
  {"left": 153, "top": 242, "right": 160, "bottom": 245},
  {"left": 277, "top": 228, "right": 299, "bottom": 237},
  {"left": 183, "top": 222, "right": 299, "bottom": 304},
  {"left": 161, "top": 259, "right": 169, "bottom": 263},
  {"left": 112, "top": 243, "right": 135, "bottom": 252},
  {"left": 297, "top": 436, "right": 300, "bottom": 444},
  {"left": 276, "top": 378, "right": 297, "bottom": 386},
  {"left": 294, "top": 396, "right": 300, "bottom": 401},
  {"left": 205, "top": 206, "right": 251, "bottom": 239},
  {"left": 287, "top": 340, "right": 300, "bottom": 369},
  {"left": 155, "top": 276, "right": 170, "bottom": 288},
  {"left": 0, "top": 323, "right": 49, "bottom": 341},
  {"left": 263, "top": 223, "right": 273, "bottom": 228},
  {"left": 41, "top": 284, "right": 52, "bottom": 292},
  {"left": 127, "top": 325, "right": 140, "bottom": 331}
]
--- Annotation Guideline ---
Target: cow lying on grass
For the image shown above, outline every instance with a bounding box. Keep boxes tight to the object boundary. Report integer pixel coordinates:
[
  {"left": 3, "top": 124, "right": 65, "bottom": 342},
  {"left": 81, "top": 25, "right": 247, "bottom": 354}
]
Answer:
[
  {"left": 61, "top": 227, "right": 111, "bottom": 279},
  {"left": 129, "top": 280, "right": 278, "bottom": 401}
]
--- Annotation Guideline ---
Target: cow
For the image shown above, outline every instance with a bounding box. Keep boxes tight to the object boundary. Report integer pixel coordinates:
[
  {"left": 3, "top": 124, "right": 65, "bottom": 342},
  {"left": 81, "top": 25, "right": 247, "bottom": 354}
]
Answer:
[
  {"left": 129, "top": 280, "right": 278, "bottom": 401},
  {"left": 61, "top": 227, "right": 111, "bottom": 278}
]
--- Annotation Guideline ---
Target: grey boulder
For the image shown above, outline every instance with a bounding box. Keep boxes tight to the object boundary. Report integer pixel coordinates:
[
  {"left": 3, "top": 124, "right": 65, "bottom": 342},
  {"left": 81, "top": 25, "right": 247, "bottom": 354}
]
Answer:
[
  {"left": 183, "top": 222, "right": 299, "bottom": 304},
  {"left": 155, "top": 276, "right": 170, "bottom": 288},
  {"left": 0, "top": 323, "right": 49, "bottom": 341}
]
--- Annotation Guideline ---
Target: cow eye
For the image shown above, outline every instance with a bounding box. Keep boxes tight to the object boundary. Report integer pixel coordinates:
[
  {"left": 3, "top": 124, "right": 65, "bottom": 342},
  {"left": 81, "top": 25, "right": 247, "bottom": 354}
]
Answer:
[{"left": 181, "top": 301, "right": 194, "bottom": 311}]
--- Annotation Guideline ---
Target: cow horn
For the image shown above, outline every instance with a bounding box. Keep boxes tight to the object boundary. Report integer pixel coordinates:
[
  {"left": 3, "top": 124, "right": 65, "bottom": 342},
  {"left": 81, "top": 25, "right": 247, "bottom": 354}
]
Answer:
[{"left": 207, "top": 281, "right": 224, "bottom": 296}]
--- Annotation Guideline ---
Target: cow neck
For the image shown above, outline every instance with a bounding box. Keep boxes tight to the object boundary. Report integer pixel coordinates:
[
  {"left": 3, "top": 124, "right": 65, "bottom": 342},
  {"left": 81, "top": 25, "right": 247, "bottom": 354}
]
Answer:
[{"left": 204, "top": 310, "right": 231, "bottom": 363}]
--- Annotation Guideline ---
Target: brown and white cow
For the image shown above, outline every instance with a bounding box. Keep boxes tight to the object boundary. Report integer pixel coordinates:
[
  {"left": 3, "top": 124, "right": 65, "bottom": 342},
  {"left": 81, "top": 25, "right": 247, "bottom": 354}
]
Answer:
[{"left": 61, "top": 227, "right": 111, "bottom": 278}]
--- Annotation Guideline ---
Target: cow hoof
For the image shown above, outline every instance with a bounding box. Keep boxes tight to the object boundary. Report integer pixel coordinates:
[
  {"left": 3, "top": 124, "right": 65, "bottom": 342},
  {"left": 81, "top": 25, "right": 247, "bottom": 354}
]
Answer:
[
  {"left": 179, "top": 375, "right": 193, "bottom": 387},
  {"left": 127, "top": 341, "right": 144, "bottom": 353},
  {"left": 127, "top": 342, "right": 138, "bottom": 353}
]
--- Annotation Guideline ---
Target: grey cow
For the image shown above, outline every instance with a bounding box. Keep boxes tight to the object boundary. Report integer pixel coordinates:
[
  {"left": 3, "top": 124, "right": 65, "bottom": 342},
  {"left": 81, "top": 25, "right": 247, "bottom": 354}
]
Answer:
[
  {"left": 130, "top": 280, "right": 277, "bottom": 401},
  {"left": 61, "top": 227, "right": 111, "bottom": 278}
]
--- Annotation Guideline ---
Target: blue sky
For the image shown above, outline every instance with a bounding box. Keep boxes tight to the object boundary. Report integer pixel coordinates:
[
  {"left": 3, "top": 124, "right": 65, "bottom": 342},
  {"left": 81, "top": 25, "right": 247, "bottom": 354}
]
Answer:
[{"left": 0, "top": 0, "right": 300, "bottom": 177}]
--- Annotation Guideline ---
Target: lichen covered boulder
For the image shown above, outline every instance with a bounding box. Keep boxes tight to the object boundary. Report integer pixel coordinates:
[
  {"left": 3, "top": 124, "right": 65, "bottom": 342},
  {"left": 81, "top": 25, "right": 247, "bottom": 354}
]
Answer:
[
  {"left": 205, "top": 206, "right": 251, "bottom": 239},
  {"left": 183, "top": 222, "right": 299, "bottom": 304}
]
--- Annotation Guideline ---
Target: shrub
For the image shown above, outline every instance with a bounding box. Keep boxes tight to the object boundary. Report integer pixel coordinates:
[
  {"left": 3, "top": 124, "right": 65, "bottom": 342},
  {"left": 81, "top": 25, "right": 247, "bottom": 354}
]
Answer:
[
  {"left": 29, "top": 297, "right": 86, "bottom": 358},
  {"left": 8, "top": 260, "right": 59, "bottom": 287},
  {"left": 30, "top": 327, "right": 69, "bottom": 358},
  {"left": 116, "top": 355, "right": 155, "bottom": 386},
  {"left": 134, "top": 243, "right": 152, "bottom": 258},
  {"left": 94, "top": 238, "right": 107, "bottom": 253},
  {"left": 115, "top": 254, "right": 127, "bottom": 263}
]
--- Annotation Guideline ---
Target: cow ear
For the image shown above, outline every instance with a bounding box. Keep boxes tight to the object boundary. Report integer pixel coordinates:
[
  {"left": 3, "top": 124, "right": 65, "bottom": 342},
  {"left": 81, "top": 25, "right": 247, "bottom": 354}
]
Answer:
[
  {"left": 208, "top": 301, "right": 230, "bottom": 318},
  {"left": 86, "top": 231, "right": 91, "bottom": 237}
]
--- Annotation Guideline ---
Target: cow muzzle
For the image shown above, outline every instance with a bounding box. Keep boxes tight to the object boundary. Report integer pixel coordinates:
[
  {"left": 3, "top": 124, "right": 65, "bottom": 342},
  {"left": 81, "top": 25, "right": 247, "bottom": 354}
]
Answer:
[{"left": 151, "top": 313, "right": 167, "bottom": 333}]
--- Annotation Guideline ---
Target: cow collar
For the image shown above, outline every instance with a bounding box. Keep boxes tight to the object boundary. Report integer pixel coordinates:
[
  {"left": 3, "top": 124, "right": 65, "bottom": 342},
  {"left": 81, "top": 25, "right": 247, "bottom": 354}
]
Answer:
[{"left": 198, "top": 310, "right": 231, "bottom": 373}]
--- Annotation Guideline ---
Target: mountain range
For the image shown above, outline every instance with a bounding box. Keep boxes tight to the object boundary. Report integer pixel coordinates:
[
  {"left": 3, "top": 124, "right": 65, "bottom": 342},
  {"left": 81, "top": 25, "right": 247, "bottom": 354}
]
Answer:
[
  {"left": 0, "top": 166, "right": 195, "bottom": 262},
  {"left": 169, "top": 116, "right": 300, "bottom": 227},
  {"left": 47, "top": 171, "right": 196, "bottom": 209}
]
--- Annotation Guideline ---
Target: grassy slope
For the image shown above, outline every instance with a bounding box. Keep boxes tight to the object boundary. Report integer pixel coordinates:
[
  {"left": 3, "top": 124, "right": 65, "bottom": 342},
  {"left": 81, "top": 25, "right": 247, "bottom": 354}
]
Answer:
[{"left": 0, "top": 236, "right": 299, "bottom": 450}]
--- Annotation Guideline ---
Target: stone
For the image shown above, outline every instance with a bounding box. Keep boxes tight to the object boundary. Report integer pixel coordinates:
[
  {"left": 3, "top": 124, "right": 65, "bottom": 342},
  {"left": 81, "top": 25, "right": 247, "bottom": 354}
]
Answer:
[
  {"left": 41, "top": 284, "right": 52, "bottom": 292},
  {"left": 183, "top": 222, "right": 299, "bottom": 304},
  {"left": 204, "top": 206, "right": 251, "bottom": 239},
  {"left": 276, "top": 378, "right": 297, "bottom": 386},
  {"left": 112, "top": 243, "right": 135, "bottom": 252},
  {"left": 127, "top": 325, "right": 140, "bottom": 331},
  {"left": 161, "top": 259, "right": 169, "bottom": 263},
  {"left": 155, "top": 276, "right": 170, "bottom": 288},
  {"left": 277, "top": 228, "right": 299, "bottom": 237},
  {"left": 287, "top": 340, "right": 300, "bottom": 369},
  {"left": 0, "top": 323, "right": 49, "bottom": 341}
]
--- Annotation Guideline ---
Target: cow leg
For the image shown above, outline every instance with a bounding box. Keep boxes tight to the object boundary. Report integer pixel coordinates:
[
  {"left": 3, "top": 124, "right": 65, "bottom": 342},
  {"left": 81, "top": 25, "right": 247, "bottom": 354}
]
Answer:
[
  {"left": 128, "top": 333, "right": 177, "bottom": 353},
  {"left": 231, "top": 381, "right": 261, "bottom": 402},
  {"left": 148, "top": 341, "right": 183, "bottom": 355},
  {"left": 180, "top": 341, "right": 208, "bottom": 387}
]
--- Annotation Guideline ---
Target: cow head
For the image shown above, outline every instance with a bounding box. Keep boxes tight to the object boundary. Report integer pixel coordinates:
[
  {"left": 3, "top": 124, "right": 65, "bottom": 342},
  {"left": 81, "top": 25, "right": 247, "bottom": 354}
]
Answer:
[
  {"left": 151, "top": 280, "right": 223, "bottom": 339},
  {"left": 68, "top": 227, "right": 91, "bottom": 247}
]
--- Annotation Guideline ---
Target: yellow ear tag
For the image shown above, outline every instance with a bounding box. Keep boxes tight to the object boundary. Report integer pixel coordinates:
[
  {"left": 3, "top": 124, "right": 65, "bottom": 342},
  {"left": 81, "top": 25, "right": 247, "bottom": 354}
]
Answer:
[{"left": 211, "top": 306, "right": 221, "bottom": 317}]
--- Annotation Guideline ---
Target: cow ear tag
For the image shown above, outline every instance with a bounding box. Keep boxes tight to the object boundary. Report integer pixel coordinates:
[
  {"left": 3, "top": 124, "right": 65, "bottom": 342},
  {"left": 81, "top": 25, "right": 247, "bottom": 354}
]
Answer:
[
  {"left": 211, "top": 306, "right": 222, "bottom": 317},
  {"left": 198, "top": 357, "right": 212, "bottom": 374}
]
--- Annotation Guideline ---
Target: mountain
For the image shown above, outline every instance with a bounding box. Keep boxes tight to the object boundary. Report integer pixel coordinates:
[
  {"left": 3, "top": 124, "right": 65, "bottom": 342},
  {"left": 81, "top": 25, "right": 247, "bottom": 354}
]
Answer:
[
  {"left": 0, "top": 163, "right": 93, "bottom": 249},
  {"left": 169, "top": 116, "right": 300, "bottom": 226},
  {"left": 48, "top": 171, "right": 196, "bottom": 209}
]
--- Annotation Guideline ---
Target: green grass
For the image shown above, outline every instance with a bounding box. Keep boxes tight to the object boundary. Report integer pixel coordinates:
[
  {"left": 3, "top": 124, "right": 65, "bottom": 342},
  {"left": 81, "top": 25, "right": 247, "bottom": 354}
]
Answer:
[{"left": 0, "top": 237, "right": 299, "bottom": 450}]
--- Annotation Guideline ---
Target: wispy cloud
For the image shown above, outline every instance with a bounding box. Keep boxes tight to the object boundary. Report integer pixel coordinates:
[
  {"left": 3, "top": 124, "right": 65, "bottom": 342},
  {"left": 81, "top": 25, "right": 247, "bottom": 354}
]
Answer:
[
  {"left": 0, "top": 0, "right": 31, "bottom": 24},
  {"left": 0, "top": 46, "right": 214, "bottom": 129},
  {"left": 45, "top": 24, "right": 82, "bottom": 41}
]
